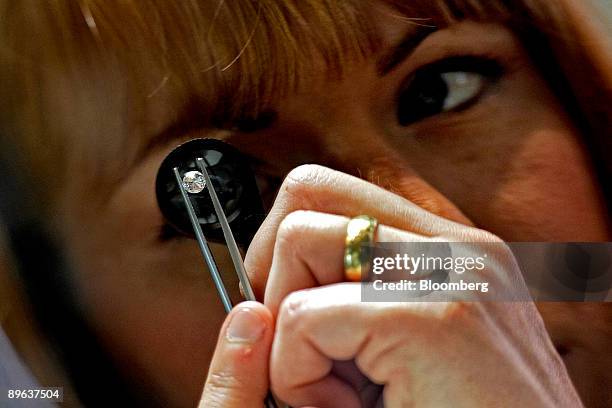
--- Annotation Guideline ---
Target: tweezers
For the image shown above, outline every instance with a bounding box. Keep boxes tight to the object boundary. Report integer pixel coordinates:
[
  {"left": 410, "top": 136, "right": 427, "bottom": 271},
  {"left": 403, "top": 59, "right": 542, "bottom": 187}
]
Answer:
[{"left": 173, "top": 158, "right": 280, "bottom": 408}]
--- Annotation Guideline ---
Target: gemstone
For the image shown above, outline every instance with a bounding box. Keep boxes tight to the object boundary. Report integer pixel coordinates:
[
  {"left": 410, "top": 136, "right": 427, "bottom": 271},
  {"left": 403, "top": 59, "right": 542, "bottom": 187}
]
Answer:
[{"left": 182, "top": 171, "right": 206, "bottom": 194}]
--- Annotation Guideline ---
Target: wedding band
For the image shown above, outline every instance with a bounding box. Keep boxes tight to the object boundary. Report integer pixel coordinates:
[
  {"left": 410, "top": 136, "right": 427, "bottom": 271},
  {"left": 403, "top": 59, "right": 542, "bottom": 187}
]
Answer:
[{"left": 344, "top": 215, "right": 378, "bottom": 282}]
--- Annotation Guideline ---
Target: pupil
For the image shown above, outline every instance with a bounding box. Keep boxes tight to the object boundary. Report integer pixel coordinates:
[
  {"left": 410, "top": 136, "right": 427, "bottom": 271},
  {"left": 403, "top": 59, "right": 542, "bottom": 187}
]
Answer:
[{"left": 397, "top": 72, "right": 449, "bottom": 126}]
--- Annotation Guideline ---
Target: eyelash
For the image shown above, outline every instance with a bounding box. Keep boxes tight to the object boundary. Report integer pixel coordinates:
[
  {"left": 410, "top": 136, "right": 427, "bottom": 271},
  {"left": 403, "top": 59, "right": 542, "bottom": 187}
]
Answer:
[{"left": 396, "top": 55, "right": 504, "bottom": 126}]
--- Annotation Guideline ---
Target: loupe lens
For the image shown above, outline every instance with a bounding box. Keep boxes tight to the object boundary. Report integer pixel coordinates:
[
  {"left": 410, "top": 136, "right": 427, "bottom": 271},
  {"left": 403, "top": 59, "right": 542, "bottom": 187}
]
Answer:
[{"left": 156, "top": 139, "right": 264, "bottom": 246}]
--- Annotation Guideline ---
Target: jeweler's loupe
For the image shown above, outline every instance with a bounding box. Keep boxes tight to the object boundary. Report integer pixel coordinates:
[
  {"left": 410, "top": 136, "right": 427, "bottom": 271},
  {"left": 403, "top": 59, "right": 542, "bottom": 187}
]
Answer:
[{"left": 155, "top": 138, "right": 265, "bottom": 247}]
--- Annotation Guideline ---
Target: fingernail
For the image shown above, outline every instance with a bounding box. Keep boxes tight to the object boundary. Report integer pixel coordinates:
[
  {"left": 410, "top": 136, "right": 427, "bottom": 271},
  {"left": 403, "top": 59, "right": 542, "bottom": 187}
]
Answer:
[{"left": 226, "top": 308, "right": 265, "bottom": 343}]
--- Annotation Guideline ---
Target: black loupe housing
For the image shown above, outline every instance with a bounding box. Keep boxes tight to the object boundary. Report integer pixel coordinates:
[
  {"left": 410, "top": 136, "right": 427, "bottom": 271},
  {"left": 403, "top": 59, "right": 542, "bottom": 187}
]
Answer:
[{"left": 155, "top": 138, "right": 265, "bottom": 247}]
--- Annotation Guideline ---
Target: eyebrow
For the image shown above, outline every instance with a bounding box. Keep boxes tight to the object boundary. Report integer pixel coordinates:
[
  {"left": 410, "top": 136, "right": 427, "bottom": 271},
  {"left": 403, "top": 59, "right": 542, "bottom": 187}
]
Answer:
[
  {"left": 377, "top": 25, "right": 438, "bottom": 75},
  {"left": 136, "top": 105, "right": 279, "bottom": 171},
  {"left": 140, "top": 114, "right": 209, "bottom": 161}
]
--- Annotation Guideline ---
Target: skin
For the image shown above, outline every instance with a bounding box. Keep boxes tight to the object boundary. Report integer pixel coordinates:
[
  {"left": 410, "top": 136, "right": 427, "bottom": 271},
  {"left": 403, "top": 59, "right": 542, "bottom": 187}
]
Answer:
[{"left": 53, "top": 13, "right": 610, "bottom": 408}]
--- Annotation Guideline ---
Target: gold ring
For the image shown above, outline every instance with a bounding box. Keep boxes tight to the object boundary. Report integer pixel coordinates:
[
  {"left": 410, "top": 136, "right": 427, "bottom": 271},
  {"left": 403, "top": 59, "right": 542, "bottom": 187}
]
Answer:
[{"left": 344, "top": 215, "right": 378, "bottom": 282}]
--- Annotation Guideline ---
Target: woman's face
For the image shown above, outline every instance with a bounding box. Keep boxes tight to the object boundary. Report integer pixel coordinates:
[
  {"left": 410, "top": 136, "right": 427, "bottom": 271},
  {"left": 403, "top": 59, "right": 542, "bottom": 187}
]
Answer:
[{"left": 57, "top": 10, "right": 609, "bottom": 408}]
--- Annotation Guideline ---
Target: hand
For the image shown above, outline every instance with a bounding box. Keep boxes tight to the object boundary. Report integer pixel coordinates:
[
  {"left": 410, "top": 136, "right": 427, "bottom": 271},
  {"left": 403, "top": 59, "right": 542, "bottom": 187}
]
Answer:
[
  {"left": 245, "top": 165, "right": 583, "bottom": 407},
  {"left": 198, "top": 301, "right": 274, "bottom": 408}
]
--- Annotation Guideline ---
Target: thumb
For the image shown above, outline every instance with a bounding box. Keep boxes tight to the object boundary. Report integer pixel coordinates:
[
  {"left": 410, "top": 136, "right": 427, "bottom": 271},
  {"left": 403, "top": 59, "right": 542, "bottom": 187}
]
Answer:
[{"left": 199, "top": 301, "right": 274, "bottom": 408}]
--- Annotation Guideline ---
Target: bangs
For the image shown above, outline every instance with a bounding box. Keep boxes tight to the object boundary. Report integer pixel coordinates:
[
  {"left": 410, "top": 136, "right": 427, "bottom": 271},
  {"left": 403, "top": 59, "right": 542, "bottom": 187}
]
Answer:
[
  {"left": 130, "top": 0, "right": 564, "bottom": 121},
  {"left": 63, "top": 0, "right": 548, "bottom": 124},
  {"left": 0, "top": 0, "right": 564, "bottom": 138},
  {"left": 80, "top": 0, "right": 379, "bottom": 123},
  {"left": 2, "top": 0, "right": 608, "bottom": 206}
]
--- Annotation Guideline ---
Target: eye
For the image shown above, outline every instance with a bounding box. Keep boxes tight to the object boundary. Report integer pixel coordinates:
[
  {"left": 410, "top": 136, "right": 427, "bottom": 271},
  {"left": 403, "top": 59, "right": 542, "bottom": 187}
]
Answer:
[{"left": 396, "top": 56, "right": 503, "bottom": 126}]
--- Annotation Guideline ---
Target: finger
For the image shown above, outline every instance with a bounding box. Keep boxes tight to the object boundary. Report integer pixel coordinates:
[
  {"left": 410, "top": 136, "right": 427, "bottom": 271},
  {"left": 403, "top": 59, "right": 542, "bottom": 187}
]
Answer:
[
  {"left": 270, "top": 284, "right": 390, "bottom": 407},
  {"left": 270, "top": 288, "right": 363, "bottom": 408},
  {"left": 200, "top": 301, "right": 274, "bottom": 408},
  {"left": 270, "top": 284, "right": 453, "bottom": 408},
  {"left": 264, "top": 210, "right": 428, "bottom": 314},
  {"left": 246, "top": 164, "right": 472, "bottom": 298},
  {"left": 273, "top": 285, "right": 582, "bottom": 408}
]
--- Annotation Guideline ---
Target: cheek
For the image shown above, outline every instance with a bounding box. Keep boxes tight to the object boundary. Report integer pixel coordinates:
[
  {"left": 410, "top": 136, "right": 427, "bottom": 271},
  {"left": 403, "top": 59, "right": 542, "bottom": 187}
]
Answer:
[
  {"left": 397, "top": 58, "right": 610, "bottom": 242},
  {"left": 60, "top": 170, "right": 239, "bottom": 407},
  {"left": 413, "top": 124, "right": 609, "bottom": 241},
  {"left": 483, "top": 129, "right": 609, "bottom": 240}
]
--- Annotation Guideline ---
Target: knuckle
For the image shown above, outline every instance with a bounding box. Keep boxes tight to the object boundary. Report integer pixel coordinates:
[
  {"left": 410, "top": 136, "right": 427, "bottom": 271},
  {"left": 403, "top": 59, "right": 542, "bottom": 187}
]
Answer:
[
  {"left": 286, "top": 164, "right": 327, "bottom": 184},
  {"left": 277, "top": 291, "right": 311, "bottom": 334},
  {"left": 277, "top": 210, "right": 312, "bottom": 242},
  {"left": 438, "top": 301, "right": 484, "bottom": 327},
  {"left": 280, "top": 164, "right": 330, "bottom": 206},
  {"left": 202, "top": 371, "right": 247, "bottom": 405},
  {"left": 275, "top": 211, "right": 314, "bottom": 258},
  {"left": 462, "top": 227, "right": 504, "bottom": 244},
  {"left": 478, "top": 230, "right": 504, "bottom": 244}
]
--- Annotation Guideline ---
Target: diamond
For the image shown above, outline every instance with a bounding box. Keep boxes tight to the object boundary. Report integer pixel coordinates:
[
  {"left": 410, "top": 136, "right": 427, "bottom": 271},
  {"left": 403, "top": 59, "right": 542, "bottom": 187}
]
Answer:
[{"left": 182, "top": 171, "right": 206, "bottom": 194}]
